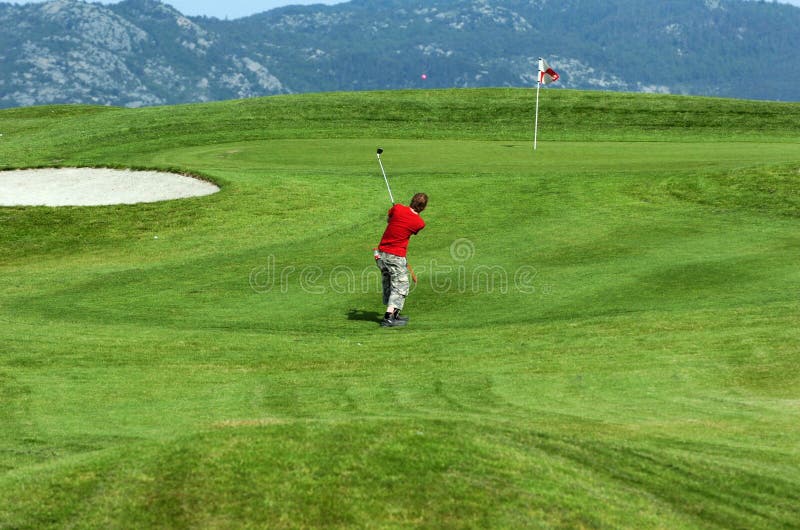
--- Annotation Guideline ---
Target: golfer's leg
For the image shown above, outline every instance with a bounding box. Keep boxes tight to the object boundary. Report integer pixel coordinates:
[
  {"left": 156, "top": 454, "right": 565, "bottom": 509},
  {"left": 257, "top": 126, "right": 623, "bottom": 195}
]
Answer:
[
  {"left": 377, "top": 258, "right": 391, "bottom": 306},
  {"left": 386, "top": 256, "right": 410, "bottom": 311},
  {"left": 382, "top": 269, "right": 392, "bottom": 306}
]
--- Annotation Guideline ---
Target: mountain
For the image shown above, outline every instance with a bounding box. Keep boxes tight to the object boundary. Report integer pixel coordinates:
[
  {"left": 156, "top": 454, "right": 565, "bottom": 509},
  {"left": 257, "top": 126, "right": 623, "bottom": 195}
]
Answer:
[
  {"left": 0, "top": 0, "right": 287, "bottom": 107},
  {"left": 1, "top": 0, "right": 799, "bottom": 108}
]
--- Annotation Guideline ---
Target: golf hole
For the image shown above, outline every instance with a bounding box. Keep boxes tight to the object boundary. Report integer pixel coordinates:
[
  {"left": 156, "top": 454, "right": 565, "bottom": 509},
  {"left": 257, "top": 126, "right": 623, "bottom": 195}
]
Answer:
[{"left": 0, "top": 167, "right": 220, "bottom": 207}]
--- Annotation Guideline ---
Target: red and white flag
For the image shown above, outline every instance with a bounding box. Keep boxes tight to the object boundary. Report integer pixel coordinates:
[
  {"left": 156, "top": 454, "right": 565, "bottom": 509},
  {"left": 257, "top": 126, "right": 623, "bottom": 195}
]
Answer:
[
  {"left": 534, "top": 57, "right": 559, "bottom": 149},
  {"left": 538, "top": 58, "right": 559, "bottom": 85}
]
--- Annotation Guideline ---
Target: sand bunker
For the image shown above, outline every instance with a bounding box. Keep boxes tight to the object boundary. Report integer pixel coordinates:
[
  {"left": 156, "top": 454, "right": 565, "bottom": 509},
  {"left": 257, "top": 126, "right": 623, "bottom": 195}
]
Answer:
[{"left": 0, "top": 168, "right": 220, "bottom": 207}]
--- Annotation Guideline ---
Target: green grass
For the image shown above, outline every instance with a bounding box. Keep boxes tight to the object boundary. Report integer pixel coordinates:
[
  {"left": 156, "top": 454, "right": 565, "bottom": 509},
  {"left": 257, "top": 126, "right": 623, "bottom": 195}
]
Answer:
[{"left": 1, "top": 88, "right": 799, "bottom": 528}]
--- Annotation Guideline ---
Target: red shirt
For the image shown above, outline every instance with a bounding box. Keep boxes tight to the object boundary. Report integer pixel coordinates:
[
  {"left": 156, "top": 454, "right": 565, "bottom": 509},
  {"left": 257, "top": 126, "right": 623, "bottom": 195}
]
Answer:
[{"left": 378, "top": 204, "right": 425, "bottom": 257}]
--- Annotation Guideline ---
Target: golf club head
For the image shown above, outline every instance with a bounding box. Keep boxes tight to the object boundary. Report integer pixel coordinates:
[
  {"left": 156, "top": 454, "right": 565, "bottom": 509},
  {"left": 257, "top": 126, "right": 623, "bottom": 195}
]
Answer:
[{"left": 376, "top": 148, "right": 383, "bottom": 156}]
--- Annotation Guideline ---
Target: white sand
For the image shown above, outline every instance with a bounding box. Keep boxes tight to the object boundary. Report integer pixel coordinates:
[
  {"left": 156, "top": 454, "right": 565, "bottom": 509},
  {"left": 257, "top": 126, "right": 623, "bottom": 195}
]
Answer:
[{"left": 0, "top": 168, "right": 220, "bottom": 207}]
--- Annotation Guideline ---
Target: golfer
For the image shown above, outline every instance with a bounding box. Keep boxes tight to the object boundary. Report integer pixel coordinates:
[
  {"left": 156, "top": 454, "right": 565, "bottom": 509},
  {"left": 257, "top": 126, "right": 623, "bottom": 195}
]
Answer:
[{"left": 376, "top": 193, "right": 428, "bottom": 327}]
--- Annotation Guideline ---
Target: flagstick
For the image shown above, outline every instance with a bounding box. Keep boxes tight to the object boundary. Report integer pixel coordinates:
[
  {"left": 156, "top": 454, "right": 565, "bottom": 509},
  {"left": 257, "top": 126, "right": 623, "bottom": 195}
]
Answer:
[{"left": 534, "top": 80, "right": 541, "bottom": 150}]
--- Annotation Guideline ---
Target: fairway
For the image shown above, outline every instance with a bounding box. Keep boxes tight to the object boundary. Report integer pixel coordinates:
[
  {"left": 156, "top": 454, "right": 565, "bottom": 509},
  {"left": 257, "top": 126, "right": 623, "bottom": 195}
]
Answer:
[{"left": 1, "top": 89, "right": 799, "bottom": 528}]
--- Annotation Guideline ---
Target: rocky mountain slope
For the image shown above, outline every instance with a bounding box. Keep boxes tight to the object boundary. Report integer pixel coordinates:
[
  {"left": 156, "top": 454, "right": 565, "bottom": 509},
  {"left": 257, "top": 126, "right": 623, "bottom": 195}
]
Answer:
[{"left": 1, "top": 0, "right": 798, "bottom": 108}]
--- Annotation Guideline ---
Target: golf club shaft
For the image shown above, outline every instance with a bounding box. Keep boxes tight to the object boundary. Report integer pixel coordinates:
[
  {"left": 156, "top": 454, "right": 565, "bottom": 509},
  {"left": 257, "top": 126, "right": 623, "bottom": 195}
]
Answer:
[{"left": 376, "top": 154, "right": 395, "bottom": 205}]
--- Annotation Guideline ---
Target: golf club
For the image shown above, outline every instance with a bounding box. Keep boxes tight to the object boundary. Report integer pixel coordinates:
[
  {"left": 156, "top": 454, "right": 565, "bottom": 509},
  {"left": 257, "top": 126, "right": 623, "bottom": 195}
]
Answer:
[
  {"left": 376, "top": 147, "right": 395, "bottom": 205},
  {"left": 374, "top": 148, "right": 416, "bottom": 284}
]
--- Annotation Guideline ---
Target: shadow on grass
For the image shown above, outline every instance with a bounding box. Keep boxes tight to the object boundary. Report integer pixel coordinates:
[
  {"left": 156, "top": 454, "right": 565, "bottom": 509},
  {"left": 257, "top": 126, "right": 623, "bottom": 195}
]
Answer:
[{"left": 346, "top": 309, "right": 382, "bottom": 324}]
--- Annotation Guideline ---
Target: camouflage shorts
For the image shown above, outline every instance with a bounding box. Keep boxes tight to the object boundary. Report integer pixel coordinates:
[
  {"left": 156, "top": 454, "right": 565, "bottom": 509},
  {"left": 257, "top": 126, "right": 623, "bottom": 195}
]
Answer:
[{"left": 376, "top": 251, "right": 409, "bottom": 310}]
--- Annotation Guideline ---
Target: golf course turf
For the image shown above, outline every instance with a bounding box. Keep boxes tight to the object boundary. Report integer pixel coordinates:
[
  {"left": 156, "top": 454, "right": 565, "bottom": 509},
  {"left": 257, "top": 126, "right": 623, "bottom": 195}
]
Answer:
[{"left": 1, "top": 88, "right": 799, "bottom": 528}]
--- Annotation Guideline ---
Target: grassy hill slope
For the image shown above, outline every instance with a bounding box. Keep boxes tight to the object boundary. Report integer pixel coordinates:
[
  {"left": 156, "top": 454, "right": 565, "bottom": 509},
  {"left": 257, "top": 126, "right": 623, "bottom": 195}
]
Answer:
[{"left": 1, "top": 89, "right": 799, "bottom": 528}]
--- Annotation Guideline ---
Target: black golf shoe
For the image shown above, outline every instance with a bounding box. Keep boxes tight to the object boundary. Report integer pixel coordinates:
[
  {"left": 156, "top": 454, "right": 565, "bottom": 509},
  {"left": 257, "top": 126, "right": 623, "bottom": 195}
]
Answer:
[{"left": 380, "top": 315, "right": 407, "bottom": 327}]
